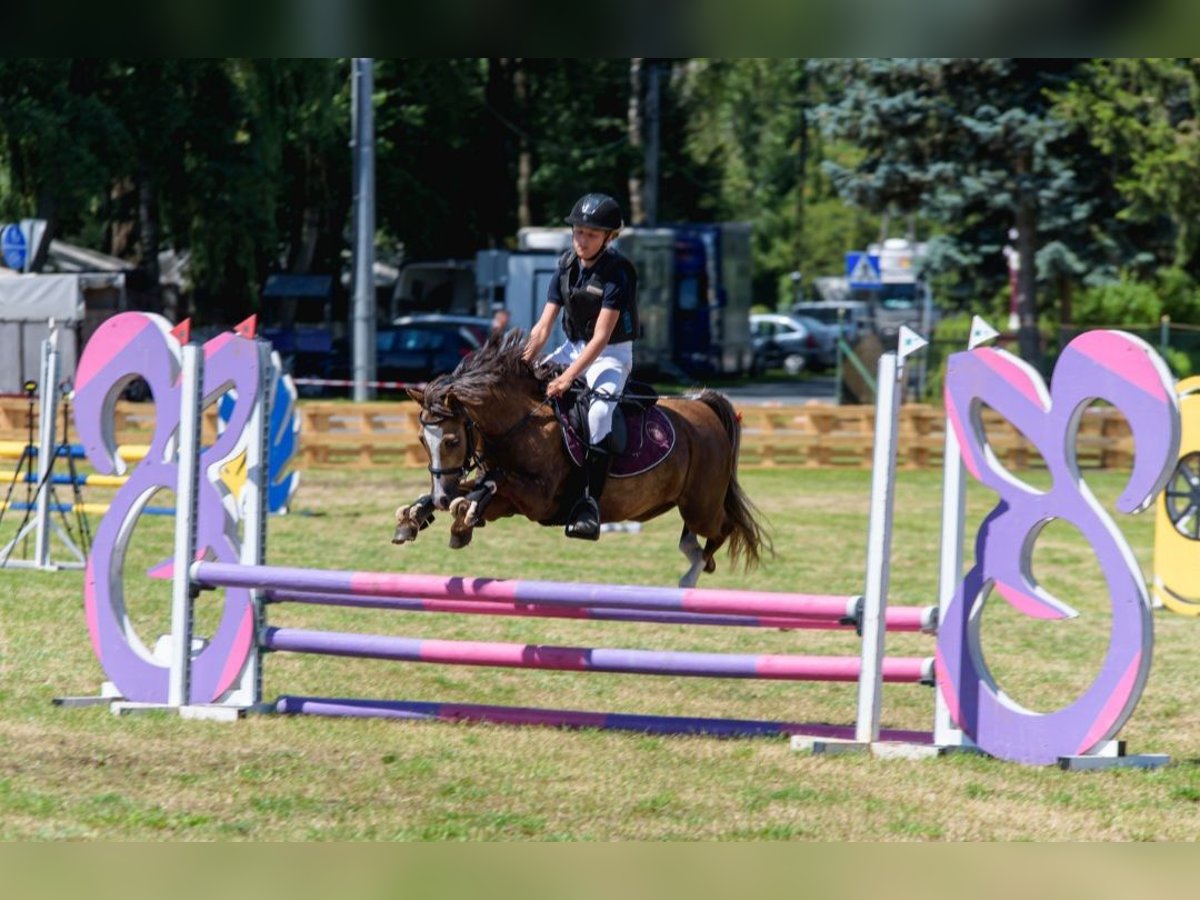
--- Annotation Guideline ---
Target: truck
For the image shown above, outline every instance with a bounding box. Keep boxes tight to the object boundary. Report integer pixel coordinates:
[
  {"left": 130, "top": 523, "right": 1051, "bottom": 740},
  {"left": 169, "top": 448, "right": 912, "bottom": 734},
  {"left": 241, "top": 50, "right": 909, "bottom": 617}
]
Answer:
[
  {"left": 845, "top": 237, "right": 935, "bottom": 347},
  {"left": 392, "top": 221, "right": 755, "bottom": 380}
]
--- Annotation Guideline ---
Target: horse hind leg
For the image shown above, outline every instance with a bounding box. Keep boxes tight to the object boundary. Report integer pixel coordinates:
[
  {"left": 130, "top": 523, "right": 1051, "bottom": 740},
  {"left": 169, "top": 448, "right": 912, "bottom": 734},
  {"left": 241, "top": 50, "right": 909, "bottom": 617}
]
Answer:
[
  {"left": 701, "top": 535, "right": 727, "bottom": 574},
  {"left": 678, "top": 527, "right": 706, "bottom": 588}
]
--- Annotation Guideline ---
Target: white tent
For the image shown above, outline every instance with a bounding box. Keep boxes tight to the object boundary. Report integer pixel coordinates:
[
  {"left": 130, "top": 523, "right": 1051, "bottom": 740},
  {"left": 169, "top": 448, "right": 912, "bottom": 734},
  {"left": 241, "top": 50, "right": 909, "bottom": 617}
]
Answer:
[{"left": 0, "top": 272, "right": 118, "bottom": 395}]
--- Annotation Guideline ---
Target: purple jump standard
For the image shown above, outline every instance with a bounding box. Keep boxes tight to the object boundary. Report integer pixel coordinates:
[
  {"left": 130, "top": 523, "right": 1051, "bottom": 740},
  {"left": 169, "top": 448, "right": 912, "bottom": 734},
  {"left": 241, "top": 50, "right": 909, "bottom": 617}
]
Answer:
[{"left": 261, "top": 626, "right": 935, "bottom": 683}]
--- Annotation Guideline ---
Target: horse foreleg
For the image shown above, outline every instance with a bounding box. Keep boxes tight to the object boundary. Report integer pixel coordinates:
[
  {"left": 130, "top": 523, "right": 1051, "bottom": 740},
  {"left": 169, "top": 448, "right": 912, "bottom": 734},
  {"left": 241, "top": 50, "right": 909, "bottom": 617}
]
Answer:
[
  {"left": 678, "top": 528, "right": 706, "bottom": 588},
  {"left": 393, "top": 494, "right": 436, "bottom": 544},
  {"left": 448, "top": 497, "right": 475, "bottom": 549},
  {"left": 445, "top": 478, "right": 498, "bottom": 549}
]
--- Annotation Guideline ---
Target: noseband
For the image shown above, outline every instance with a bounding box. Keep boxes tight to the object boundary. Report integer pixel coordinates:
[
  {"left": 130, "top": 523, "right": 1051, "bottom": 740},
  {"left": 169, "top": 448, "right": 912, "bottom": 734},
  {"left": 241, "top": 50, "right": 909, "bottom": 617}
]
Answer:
[
  {"left": 420, "top": 413, "right": 483, "bottom": 478},
  {"left": 420, "top": 396, "right": 549, "bottom": 479}
]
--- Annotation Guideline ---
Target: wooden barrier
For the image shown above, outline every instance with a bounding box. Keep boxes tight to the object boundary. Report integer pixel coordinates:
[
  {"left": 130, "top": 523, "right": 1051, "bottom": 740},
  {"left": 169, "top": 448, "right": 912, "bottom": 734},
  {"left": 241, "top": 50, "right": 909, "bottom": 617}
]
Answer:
[{"left": 0, "top": 396, "right": 1137, "bottom": 473}]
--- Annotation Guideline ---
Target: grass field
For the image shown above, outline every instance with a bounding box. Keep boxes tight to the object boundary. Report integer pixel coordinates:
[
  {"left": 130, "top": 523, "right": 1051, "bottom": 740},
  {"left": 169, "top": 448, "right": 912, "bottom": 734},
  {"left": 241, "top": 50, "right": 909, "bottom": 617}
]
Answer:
[{"left": 3, "top": 463, "right": 1200, "bottom": 841}]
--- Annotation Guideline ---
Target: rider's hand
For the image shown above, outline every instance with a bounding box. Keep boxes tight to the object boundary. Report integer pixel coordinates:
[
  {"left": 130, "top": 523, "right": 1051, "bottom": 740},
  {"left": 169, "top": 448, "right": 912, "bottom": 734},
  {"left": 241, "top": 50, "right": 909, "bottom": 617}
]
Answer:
[{"left": 546, "top": 374, "right": 572, "bottom": 398}]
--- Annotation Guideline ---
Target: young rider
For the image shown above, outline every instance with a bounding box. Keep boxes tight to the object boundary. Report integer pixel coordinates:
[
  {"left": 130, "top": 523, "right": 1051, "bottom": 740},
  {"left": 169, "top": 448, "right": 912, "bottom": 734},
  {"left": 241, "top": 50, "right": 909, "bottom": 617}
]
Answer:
[{"left": 522, "top": 192, "right": 639, "bottom": 540}]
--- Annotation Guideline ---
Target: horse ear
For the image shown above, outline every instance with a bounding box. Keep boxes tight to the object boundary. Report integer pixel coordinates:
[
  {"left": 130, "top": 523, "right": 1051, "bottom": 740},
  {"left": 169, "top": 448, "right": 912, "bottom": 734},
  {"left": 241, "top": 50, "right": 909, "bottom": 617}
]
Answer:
[{"left": 407, "top": 385, "right": 425, "bottom": 405}]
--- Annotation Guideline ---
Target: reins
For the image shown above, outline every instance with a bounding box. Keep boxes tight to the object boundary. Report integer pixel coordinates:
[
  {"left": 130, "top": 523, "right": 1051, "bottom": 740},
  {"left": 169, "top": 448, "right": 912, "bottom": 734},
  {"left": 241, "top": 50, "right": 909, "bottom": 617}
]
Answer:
[{"left": 420, "top": 397, "right": 549, "bottom": 480}]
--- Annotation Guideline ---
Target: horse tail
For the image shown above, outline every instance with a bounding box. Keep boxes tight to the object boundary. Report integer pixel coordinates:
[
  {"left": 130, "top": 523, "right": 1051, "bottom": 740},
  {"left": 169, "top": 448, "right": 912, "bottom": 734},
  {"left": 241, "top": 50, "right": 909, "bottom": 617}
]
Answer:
[{"left": 696, "top": 389, "right": 773, "bottom": 570}]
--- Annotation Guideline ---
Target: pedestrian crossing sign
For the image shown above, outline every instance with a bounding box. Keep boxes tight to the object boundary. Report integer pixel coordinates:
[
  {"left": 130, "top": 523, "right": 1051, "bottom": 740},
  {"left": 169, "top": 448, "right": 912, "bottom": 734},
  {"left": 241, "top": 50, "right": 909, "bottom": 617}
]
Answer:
[{"left": 846, "top": 251, "right": 881, "bottom": 289}]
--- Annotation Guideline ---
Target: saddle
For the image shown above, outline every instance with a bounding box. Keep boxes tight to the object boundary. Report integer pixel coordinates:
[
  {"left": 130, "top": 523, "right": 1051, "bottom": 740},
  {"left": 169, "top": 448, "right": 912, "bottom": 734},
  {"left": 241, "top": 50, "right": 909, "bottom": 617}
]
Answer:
[{"left": 551, "top": 380, "right": 676, "bottom": 478}]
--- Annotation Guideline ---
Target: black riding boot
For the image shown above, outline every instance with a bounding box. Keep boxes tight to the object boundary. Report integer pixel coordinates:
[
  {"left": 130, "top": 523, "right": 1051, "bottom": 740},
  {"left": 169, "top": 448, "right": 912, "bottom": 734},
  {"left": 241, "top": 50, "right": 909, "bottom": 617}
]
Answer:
[{"left": 565, "top": 445, "right": 611, "bottom": 540}]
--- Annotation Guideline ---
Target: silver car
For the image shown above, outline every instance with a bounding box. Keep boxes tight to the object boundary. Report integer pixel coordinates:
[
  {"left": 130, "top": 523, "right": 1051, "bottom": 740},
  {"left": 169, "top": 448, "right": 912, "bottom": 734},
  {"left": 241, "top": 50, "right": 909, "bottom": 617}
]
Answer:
[{"left": 750, "top": 313, "right": 838, "bottom": 375}]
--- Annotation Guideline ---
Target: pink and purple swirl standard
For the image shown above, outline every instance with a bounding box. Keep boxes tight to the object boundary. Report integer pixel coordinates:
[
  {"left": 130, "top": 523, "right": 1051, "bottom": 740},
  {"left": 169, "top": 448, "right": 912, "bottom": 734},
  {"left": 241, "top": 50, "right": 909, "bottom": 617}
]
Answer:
[
  {"left": 75, "top": 313, "right": 262, "bottom": 704},
  {"left": 938, "top": 330, "right": 1178, "bottom": 764}
]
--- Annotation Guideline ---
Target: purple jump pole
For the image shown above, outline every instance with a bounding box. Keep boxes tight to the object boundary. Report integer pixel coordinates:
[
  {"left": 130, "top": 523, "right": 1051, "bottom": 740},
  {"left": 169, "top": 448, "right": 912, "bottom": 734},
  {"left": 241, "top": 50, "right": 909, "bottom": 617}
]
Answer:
[
  {"left": 275, "top": 695, "right": 936, "bottom": 744},
  {"left": 261, "top": 626, "right": 934, "bottom": 684},
  {"left": 194, "top": 561, "right": 864, "bottom": 621},
  {"left": 267, "top": 589, "right": 935, "bottom": 633}
]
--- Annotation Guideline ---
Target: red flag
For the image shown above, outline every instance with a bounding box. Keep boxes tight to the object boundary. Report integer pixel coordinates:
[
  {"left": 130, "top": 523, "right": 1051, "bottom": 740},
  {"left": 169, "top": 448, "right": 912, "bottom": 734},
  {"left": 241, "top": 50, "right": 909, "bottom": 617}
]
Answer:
[
  {"left": 233, "top": 315, "right": 258, "bottom": 339},
  {"left": 170, "top": 319, "right": 192, "bottom": 345}
]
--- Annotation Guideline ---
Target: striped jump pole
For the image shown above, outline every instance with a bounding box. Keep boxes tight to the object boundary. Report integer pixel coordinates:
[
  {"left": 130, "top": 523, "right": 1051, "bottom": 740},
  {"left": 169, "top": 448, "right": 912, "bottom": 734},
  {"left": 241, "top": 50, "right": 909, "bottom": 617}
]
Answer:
[
  {"left": 196, "top": 561, "right": 866, "bottom": 620},
  {"left": 264, "top": 588, "right": 937, "bottom": 633},
  {"left": 261, "top": 626, "right": 933, "bottom": 683},
  {"left": 272, "top": 697, "right": 934, "bottom": 744}
]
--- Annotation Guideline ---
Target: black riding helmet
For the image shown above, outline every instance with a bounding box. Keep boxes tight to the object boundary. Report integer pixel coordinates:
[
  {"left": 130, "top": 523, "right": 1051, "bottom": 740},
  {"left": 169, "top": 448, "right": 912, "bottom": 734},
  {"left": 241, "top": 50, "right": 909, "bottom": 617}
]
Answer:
[{"left": 564, "top": 193, "right": 623, "bottom": 232}]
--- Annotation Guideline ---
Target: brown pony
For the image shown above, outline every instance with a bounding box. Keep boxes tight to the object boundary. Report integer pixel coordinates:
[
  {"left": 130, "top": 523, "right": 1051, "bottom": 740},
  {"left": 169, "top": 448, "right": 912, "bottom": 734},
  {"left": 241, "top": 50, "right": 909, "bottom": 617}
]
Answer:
[{"left": 394, "top": 330, "right": 771, "bottom": 587}]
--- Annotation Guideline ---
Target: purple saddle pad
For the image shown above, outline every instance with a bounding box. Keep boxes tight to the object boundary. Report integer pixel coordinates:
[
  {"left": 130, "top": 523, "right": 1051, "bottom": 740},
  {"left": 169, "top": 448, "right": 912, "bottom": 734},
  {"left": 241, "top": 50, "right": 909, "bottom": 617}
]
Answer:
[{"left": 556, "top": 404, "right": 677, "bottom": 477}]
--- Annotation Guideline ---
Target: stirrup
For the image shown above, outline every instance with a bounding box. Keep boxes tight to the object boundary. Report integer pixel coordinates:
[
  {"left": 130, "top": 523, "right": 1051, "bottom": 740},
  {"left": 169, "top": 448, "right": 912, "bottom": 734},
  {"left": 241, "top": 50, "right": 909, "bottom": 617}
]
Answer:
[{"left": 564, "top": 496, "right": 601, "bottom": 541}]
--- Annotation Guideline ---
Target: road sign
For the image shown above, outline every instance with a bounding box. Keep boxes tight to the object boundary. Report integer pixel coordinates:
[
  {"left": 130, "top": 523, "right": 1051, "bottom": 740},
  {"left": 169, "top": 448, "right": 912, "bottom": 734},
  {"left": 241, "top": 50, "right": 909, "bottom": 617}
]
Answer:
[
  {"left": 1, "top": 223, "right": 27, "bottom": 271},
  {"left": 846, "top": 251, "right": 881, "bottom": 290}
]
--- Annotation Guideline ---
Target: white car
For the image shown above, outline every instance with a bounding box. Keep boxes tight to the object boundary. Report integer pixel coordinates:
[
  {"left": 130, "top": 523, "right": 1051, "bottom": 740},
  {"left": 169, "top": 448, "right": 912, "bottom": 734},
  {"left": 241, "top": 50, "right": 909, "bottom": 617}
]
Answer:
[{"left": 750, "top": 313, "right": 837, "bottom": 375}]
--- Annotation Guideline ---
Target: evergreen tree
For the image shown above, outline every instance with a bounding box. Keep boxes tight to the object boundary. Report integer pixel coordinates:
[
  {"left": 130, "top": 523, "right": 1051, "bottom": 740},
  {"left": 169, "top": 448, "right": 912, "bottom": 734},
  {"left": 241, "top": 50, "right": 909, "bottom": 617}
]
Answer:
[{"left": 812, "top": 58, "right": 1091, "bottom": 367}]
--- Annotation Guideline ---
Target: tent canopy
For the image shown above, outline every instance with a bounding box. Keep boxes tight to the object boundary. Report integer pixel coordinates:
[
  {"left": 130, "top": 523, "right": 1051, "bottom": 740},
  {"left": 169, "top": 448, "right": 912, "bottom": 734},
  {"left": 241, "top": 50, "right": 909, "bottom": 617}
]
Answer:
[{"left": 0, "top": 273, "right": 86, "bottom": 324}]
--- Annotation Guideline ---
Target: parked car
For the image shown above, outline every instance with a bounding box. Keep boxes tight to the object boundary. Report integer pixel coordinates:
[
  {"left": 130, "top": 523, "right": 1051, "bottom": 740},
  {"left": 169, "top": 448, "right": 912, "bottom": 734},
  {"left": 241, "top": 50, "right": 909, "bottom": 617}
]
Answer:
[
  {"left": 790, "top": 300, "right": 872, "bottom": 346},
  {"left": 391, "top": 313, "right": 492, "bottom": 345},
  {"left": 750, "top": 313, "right": 837, "bottom": 375},
  {"left": 329, "top": 314, "right": 491, "bottom": 387}
]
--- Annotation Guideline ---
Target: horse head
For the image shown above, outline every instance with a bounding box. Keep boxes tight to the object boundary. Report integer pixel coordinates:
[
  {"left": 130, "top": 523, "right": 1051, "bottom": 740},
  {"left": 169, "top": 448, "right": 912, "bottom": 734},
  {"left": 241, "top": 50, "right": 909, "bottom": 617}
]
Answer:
[
  {"left": 408, "top": 376, "right": 476, "bottom": 509},
  {"left": 408, "top": 329, "right": 546, "bottom": 509}
]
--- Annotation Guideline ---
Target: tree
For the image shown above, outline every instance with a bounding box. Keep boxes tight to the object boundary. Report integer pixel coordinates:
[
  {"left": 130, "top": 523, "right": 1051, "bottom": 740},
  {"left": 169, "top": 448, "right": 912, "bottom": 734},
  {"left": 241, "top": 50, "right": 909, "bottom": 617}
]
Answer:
[
  {"left": 0, "top": 60, "right": 125, "bottom": 268},
  {"left": 1052, "top": 58, "right": 1200, "bottom": 275},
  {"left": 812, "top": 58, "right": 1090, "bottom": 367}
]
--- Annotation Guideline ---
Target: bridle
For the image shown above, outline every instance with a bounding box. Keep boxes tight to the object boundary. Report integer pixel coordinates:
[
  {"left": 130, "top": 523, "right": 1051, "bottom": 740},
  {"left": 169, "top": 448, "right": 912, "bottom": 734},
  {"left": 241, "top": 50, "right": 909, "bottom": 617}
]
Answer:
[
  {"left": 420, "top": 412, "right": 483, "bottom": 479},
  {"left": 420, "top": 398, "right": 549, "bottom": 480}
]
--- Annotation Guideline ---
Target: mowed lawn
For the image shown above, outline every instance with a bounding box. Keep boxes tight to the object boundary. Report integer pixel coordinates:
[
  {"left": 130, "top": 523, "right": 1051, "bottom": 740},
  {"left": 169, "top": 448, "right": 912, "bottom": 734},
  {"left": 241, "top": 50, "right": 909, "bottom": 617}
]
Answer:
[{"left": 3, "top": 463, "right": 1200, "bottom": 841}]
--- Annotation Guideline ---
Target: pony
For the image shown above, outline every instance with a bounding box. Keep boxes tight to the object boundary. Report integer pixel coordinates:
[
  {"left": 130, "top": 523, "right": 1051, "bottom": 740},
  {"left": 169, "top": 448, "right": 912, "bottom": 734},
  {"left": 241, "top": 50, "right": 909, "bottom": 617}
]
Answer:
[{"left": 394, "top": 330, "right": 771, "bottom": 587}]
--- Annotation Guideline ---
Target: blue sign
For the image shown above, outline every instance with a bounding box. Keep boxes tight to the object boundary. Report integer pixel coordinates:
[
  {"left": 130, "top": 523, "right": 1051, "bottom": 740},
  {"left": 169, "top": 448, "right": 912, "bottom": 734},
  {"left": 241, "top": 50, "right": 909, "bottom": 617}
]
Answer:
[
  {"left": 845, "top": 251, "right": 881, "bottom": 290},
  {"left": 1, "top": 223, "right": 27, "bottom": 271}
]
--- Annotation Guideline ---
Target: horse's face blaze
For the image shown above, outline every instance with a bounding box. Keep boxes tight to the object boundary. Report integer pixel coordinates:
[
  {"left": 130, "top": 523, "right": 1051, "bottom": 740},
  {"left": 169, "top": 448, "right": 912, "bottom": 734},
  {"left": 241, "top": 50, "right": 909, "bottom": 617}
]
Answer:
[{"left": 421, "top": 415, "right": 471, "bottom": 509}]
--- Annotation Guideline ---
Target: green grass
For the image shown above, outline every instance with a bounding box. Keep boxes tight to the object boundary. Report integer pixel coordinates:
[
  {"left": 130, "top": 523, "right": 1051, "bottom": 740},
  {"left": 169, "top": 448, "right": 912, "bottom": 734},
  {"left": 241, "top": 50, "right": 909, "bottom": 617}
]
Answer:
[{"left": 3, "top": 465, "right": 1200, "bottom": 840}]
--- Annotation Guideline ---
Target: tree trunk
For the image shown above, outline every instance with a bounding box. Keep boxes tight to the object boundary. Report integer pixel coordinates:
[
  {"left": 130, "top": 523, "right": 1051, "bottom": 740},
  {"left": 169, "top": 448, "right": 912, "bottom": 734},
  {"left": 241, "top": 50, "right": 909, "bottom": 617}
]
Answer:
[
  {"left": 484, "top": 58, "right": 519, "bottom": 243},
  {"left": 513, "top": 61, "right": 531, "bottom": 230},
  {"left": 627, "top": 58, "right": 645, "bottom": 226},
  {"left": 31, "top": 192, "right": 57, "bottom": 273},
  {"left": 137, "top": 166, "right": 162, "bottom": 312},
  {"left": 793, "top": 63, "right": 808, "bottom": 284},
  {"left": 1014, "top": 192, "right": 1042, "bottom": 370},
  {"left": 1057, "top": 271, "right": 1072, "bottom": 326},
  {"left": 291, "top": 205, "right": 320, "bottom": 274}
]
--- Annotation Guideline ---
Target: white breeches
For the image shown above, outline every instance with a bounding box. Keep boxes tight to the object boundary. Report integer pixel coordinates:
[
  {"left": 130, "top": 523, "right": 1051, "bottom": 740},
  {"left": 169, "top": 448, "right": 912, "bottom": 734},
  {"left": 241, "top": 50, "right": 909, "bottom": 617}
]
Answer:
[{"left": 544, "top": 340, "right": 633, "bottom": 444}]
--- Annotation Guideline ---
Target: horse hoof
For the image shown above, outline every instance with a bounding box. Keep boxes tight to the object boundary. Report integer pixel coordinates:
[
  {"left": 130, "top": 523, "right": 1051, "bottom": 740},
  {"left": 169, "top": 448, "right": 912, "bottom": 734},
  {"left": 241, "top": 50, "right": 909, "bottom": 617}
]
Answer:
[
  {"left": 392, "top": 525, "right": 417, "bottom": 544},
  {"left": 449, "top": 530, "right": 473, "bottom": 549}
]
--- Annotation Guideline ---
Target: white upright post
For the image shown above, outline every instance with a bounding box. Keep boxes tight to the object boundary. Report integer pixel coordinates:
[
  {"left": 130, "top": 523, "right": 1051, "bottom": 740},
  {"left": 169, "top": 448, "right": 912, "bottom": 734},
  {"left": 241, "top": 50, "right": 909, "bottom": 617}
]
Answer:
[
  {"left": 933, "top": 424, "right": 967, "bottom": 747},
  {"left": 226, "top": 339, "right": 273, "bottom": 709},
  {"left": 0, "top": 323, "right": 85, "bottom": 571},
  {"left": 31, "top": 328, "right": 59, "bottom": 569},
  {"left": 168, "top": 343, "right": 203, "bottom": 708},
  {"left": 855, "top": 327, "right": 927, "bottom": 747},
  {"left": 933, "top": 316, "right": 997, "bottom": 749},
  {"left": 853, "top": 351, "right": 902, "bottom": 744}
]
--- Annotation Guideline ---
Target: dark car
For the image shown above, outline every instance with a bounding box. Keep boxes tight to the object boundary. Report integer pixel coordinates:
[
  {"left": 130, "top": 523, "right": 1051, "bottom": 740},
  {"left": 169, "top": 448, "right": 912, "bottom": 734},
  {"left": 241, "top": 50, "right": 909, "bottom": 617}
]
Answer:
[
  {"left": 375, "top": 315, "right": 491, "bottom": 383},
  {"left": 325, "top": 314, "right": 491, "bottom": 389}
]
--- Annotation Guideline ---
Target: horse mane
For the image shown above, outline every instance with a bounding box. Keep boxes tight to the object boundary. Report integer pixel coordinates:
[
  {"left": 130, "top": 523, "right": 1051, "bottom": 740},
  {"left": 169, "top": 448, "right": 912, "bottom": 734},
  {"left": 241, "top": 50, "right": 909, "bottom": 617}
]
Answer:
[{"left": 422, "top": 328, "right": 542, "bottom": 417}]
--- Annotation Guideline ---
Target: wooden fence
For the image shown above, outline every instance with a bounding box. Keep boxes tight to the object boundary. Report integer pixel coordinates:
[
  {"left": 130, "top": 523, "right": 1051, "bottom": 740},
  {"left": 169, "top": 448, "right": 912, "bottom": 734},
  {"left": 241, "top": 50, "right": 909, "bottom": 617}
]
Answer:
[{"left": 0, "top": 396, "right": 1135, "bottom": 472}]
